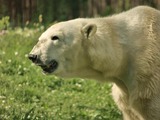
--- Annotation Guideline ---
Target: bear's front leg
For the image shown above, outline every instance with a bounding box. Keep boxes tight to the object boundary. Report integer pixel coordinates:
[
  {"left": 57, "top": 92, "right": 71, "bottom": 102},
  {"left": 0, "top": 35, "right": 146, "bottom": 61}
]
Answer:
[
  {"left": 112, "top": 84, "right": 143, "bottom": 120},
  {"left": 122, "top": 110, "right": 140, "bottom": 120}
]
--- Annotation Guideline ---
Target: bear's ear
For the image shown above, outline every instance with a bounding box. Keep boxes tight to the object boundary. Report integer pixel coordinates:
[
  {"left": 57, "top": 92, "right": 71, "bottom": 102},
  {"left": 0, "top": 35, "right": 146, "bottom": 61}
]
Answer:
[{"left": 81, "top": 24, "right": 97, "bottom": 39}]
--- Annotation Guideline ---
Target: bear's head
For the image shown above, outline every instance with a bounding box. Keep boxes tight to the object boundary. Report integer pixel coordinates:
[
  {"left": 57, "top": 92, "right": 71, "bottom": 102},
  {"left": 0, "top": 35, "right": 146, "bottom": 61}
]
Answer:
[{"left": 28, "top": 19, "right": 101, "bottom": 78}]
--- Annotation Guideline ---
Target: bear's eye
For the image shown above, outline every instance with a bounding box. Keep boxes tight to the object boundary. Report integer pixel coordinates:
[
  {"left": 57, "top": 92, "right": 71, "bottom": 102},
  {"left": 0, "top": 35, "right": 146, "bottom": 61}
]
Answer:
[{"left": 51, "top": 36, "right": 59, "bottom": 41}]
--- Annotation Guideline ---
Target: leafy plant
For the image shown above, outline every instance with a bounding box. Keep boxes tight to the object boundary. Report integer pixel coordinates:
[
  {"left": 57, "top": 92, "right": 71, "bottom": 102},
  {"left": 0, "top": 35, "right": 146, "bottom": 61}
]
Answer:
[{"left": 0, "top": 16, "right": 10, "bottom": 30}]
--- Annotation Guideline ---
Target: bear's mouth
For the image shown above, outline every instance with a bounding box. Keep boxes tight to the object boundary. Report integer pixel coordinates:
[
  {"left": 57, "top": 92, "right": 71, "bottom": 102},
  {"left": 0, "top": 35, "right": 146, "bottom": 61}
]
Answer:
[{"left": 39, "top": 60, "right": 58, "bottom": 74}]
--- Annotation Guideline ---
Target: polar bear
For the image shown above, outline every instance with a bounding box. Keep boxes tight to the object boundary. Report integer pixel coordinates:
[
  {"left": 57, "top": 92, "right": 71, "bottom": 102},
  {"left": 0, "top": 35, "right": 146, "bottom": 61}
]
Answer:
[{"left": 28, "top": 6, "right": 160, "bottom": 120}]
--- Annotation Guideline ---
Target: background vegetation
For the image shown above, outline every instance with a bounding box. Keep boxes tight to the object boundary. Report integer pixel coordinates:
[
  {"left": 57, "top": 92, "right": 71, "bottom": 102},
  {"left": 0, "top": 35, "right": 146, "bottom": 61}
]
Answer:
[
  {"left": 0, "top": 0, "right": 159, "bottom": 27},
  {"left": 0, "top": 0, "right": 159, "bottom": 120}
]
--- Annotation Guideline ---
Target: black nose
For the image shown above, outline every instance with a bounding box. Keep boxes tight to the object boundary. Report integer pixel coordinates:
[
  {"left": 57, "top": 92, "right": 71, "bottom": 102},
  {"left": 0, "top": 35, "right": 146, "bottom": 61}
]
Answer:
[{"left": 28, "top": 54, "right": 38, "bottom": 63}]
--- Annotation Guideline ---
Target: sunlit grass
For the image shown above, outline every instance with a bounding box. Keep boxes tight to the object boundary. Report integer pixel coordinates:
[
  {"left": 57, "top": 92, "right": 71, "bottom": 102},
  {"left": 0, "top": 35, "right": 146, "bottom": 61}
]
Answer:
[{"left": 0, "top": 28, "right": 122, "bottom": 120}]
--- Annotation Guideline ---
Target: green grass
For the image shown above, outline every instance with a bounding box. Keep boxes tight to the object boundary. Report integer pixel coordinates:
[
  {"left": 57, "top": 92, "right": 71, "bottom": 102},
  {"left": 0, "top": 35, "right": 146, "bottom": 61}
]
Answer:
[{"left": 0, "top": 28, "right": 122, "bottom": 120}]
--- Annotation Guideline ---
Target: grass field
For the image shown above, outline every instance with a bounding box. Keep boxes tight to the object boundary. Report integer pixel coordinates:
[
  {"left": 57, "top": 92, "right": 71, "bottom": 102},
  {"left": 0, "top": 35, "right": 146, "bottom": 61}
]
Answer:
[{"left": 0, "top": 28, "right": 122, "bottom": 120}]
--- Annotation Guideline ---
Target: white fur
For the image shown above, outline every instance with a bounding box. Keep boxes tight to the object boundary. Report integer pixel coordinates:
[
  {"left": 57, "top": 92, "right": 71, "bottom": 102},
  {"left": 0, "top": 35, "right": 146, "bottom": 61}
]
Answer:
[{"left": 29, "top": 6, "right": 160, "bottom": 120}]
